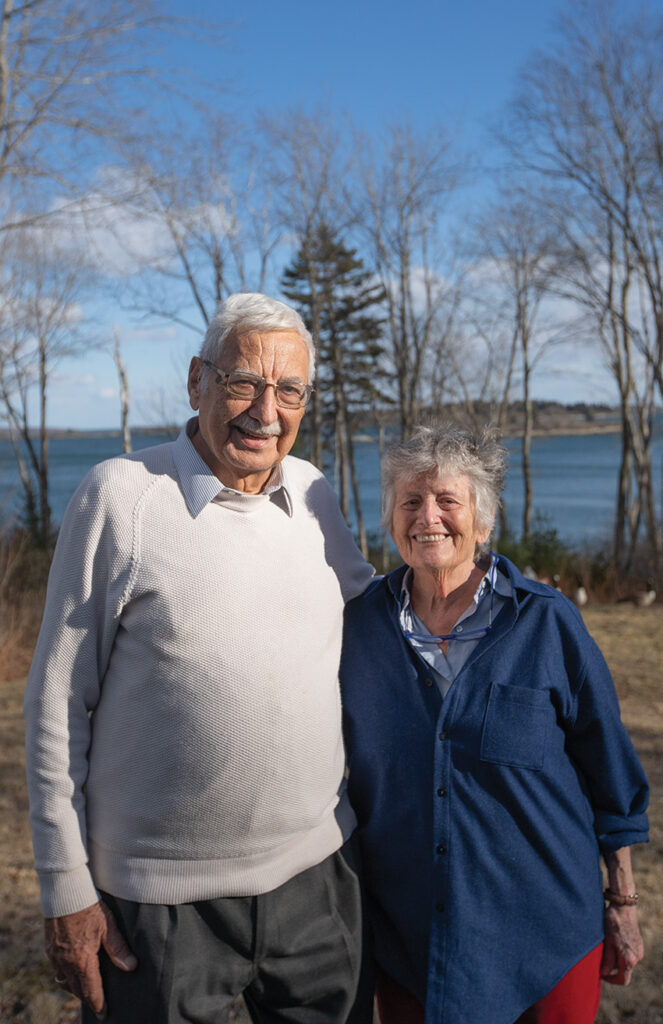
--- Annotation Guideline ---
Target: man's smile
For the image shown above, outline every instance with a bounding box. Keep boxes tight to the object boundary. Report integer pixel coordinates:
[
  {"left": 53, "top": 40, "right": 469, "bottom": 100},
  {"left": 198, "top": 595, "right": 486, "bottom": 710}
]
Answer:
[{"left": 229, "top": 412, "right": 283, "bottom": 449}]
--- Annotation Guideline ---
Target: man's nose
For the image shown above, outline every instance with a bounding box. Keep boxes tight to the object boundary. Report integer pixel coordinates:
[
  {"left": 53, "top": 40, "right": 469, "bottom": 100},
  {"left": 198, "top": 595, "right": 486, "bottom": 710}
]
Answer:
[{"left": 249, "top": 382, "right": 279, "bottom": 423}]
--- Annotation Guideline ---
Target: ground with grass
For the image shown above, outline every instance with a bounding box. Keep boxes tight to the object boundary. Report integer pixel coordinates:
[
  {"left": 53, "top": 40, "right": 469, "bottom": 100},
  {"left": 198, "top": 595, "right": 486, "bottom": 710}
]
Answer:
[
  {"left": 584, "top": 606, "right": 663, "bottom": 1024},
  {"left": 1, "top": 605, "right": 661, "bottom": 1023}
]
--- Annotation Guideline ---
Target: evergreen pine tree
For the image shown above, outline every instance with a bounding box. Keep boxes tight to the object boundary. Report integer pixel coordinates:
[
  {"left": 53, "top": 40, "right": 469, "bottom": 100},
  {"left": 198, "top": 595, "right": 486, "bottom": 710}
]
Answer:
[{"left": 282, "top": 223, "right": 387, "bottom": 556}]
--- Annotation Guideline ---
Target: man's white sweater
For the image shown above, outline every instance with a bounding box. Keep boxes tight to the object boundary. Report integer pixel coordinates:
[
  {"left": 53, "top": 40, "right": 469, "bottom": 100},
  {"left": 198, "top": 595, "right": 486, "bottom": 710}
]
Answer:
[{"left": 24, "top": 428, "right": 373, "bottom": 917}]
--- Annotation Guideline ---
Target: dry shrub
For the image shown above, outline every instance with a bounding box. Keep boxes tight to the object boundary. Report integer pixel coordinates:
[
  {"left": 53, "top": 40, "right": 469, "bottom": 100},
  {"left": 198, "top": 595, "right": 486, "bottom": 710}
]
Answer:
[
  {"left": 0, "top": 599, "right": 46, "bottom": 682},
  {"left": 0, "top": 531, "right": 49, "bottom": 684}
]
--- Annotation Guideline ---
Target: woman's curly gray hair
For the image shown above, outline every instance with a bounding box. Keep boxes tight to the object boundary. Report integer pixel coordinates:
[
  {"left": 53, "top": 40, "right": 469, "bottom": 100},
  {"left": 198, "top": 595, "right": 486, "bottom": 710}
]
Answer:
[{"left": 382, "top": 424, "right": 507, "bottom": 546}]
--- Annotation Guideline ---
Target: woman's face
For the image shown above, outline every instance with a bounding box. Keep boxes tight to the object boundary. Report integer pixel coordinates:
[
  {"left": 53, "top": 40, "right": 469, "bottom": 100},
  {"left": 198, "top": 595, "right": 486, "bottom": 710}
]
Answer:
[{"left": 390, "top": 472, "right": 490, "bottom": 577}]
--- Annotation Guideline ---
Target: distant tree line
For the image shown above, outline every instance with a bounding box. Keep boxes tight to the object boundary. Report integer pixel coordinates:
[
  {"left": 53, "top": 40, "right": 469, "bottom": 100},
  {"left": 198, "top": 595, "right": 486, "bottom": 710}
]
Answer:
[{"left": 0, "top": 0, "right": 662, "bottom": 580}]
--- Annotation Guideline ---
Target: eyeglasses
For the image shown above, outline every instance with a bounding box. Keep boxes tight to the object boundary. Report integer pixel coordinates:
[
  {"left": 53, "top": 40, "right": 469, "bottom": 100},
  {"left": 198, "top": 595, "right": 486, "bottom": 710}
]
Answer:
[{"left": 202, "top": 361, "right": 314, "bottom": 409}]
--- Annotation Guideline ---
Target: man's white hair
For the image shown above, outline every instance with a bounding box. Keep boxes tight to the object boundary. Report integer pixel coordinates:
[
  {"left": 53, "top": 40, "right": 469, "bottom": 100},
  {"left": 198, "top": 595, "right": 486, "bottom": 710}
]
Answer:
[{"left": 198, "top": 293, "right": 315, "bottom": 392}]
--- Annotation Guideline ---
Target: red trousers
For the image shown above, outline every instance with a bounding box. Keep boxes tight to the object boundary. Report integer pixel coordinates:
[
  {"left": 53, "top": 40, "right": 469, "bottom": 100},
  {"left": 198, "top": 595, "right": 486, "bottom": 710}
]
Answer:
[{"left": 375, "top": 943, "right": 604, "bottom": 1024}]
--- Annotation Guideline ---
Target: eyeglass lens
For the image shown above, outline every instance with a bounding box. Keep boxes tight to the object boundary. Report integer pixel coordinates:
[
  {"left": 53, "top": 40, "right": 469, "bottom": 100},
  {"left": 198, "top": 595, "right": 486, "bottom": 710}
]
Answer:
[{"left": 226, "top": 372, "right": 308, "bottom": 407}]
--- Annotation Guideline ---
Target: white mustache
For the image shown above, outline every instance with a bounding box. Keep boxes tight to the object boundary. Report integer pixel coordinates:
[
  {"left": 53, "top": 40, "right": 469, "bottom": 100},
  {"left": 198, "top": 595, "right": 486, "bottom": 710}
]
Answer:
[{"left": 231, "top": 411, "right": 283, "bottom": 437}]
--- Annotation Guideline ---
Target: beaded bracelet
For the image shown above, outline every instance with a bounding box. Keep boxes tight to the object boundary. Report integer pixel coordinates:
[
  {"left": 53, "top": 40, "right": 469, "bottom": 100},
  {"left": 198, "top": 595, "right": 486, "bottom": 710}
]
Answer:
[{"left": 604, "top": 888, "right": 639, "bottom": 907}]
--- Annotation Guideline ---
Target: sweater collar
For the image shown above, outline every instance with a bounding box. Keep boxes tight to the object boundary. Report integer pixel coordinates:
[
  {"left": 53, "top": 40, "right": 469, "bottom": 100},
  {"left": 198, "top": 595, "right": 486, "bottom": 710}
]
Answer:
[{"left": 172, "top": 418, "right": 294, "bottom": 518}]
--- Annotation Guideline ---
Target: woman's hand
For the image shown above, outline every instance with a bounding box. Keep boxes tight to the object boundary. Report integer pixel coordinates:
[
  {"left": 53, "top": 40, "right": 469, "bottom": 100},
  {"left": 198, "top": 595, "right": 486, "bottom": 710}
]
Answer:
[
  {"left": 600, "top": 904, "right": 644, "bottom": 985},
  {"left": 601, "top": 845, "right": 644, "bottom": 985}
]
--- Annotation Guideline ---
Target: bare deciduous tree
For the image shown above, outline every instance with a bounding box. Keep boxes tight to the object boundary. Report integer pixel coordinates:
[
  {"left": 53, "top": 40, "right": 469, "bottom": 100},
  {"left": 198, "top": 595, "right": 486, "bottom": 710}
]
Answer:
[
  {"left": 502, "top": 0, "right": 663, "bottom": 571},
  {"left": 0, "top": 0, "right": 224, "bottom": 539},
  {"left": 354, "top": 121, "right": 463, "bottom": 439},
  {"left": 103, "top": 120, "right": 282, "bottom": 342},
  {"left": 0, "top": 0, "right": 185, "bottom": 220},
  {"left": 0, "top": 227, "right": 90, "bottom": 544},
  {"left": 476, "top": 197, "right": 560, "bottom": 541}
]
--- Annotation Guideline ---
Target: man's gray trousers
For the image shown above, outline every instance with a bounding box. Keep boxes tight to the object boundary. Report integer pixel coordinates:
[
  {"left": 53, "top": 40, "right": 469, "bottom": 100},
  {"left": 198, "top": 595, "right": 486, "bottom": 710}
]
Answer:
[{"left": 81, "top": 850, "right": 361, "bottom": 1024}]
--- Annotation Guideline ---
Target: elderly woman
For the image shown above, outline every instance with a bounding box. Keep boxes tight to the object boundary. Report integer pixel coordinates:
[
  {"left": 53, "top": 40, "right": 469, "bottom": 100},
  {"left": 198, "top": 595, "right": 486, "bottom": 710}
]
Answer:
[{"left": 341, "top": 425, "right": 648, "bottom": 1024}]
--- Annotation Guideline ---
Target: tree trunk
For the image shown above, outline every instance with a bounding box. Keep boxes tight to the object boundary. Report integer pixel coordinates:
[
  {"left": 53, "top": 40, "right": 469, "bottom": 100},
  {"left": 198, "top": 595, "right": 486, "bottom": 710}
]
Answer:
[
  {"left": 521, "top": 334, "right": 533, "bottom": 543},
  {"left": 7, "top": 422, "right": 38, "bottom": 537},
  {"left": 335, "top": 414, "right": 349, "bottom": 521},
  {"left": 377, "top": 416, "right": 390, "bottom": 572},
  {"left": 113, "top": 327, "right": 132, "bottom": 454},
  {"left": 38, "top": 340, "right": 51, "bottom": 546},
  {"left": 306, "top": 266, "right": 323, "bottom": 468},
  {"left": 346, "top": 417, "right": 368, "bottom": 559},
  {"left": 614, "top": 404, "right": 633, "bottom": 573}
]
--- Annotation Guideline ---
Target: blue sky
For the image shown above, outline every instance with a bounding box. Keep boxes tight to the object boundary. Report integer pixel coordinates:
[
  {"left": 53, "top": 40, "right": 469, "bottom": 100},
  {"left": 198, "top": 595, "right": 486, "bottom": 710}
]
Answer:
[
  {"left": 43, "top": 0, "right": 644, "bottom": 430},
  {"left": 195, "top": 0, "right": 554, "bottom": 131}
]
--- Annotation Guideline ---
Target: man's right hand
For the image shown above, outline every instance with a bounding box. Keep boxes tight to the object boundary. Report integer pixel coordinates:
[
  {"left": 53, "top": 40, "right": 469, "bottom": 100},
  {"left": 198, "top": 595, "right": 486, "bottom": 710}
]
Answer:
[{"left": 45, "top": 900, "right": 137, "bottom": 1018}]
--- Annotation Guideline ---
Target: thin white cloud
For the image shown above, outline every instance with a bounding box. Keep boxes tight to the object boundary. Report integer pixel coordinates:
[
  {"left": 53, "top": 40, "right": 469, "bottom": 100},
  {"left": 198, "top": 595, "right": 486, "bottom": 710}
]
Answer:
[
  {"left": 52, "top": 371, "right": 97, "bottom": 387},
  {"left": 40, "top": 164, "right": 242, "bottom": 281},
  {"left": 122, "top": 324, "right": 179, "bottom": 342}
]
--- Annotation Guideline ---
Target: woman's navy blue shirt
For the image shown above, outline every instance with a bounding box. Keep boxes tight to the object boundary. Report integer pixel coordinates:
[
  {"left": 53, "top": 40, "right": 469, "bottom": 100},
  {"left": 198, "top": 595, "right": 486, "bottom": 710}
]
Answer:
[{"left": 340, "top": 555, "right": 649, "bottom": 1024}]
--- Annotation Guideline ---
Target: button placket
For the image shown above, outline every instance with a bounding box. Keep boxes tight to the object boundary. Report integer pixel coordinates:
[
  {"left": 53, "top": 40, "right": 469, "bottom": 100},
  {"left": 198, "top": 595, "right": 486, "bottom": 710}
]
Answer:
[{"left": 430, "top": 702, "right": 451, "bottom": 1007}]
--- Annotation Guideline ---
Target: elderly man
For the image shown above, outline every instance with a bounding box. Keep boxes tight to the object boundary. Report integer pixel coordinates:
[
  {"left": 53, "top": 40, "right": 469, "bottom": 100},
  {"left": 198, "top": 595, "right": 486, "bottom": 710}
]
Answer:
[{"left": 24, "top": 293, "right": 374, "bottom": 1023}]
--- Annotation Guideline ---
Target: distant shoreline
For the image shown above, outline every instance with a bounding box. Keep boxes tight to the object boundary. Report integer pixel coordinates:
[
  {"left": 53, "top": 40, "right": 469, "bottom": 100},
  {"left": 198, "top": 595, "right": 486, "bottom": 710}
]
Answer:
[
  {"left": 0, "top": 425, "right": 179, "bottom": 442},
  {"left": 0, "top": 420, "right": 625, "bottom": 444},
  {"left": 1, "top": 424, "right": 623, "bottom": 442},
  {"left": 525, "top": 422, "right": 621, "bottom": 438}
]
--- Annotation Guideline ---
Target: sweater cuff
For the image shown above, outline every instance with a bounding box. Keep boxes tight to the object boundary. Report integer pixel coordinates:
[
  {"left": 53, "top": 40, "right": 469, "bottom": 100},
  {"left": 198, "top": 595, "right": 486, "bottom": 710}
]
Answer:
[{"left": 38, "top": 865, "right": 100, "bottom": 918}]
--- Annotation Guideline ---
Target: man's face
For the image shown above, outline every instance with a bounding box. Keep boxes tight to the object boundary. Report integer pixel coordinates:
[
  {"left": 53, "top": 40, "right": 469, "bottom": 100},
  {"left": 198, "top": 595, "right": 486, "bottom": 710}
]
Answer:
[{"left": 187, "top": 330, "right": 310, "bottom": 493}]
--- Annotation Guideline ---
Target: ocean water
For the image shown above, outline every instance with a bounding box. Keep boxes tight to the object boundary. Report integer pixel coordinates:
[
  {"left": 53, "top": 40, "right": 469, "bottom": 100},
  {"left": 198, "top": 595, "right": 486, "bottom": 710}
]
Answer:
[{"left": 1, "top": 425, "right": 662, "bottom": 548}]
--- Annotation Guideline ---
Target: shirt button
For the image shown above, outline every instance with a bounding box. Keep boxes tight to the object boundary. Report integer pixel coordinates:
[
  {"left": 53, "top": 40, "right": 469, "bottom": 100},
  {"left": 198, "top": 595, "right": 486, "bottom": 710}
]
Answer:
[
  {"left": 436, "top": 903, "right": 445, "bottom": 913},
  {"left": 424, "top": 677, "right": 434, "bottom": 688},
  {"left": 437, "top": 788, "right": 447, "bottom": 797},
  {"left": 436, "top": 844, "right": 447, "bottom": 855},
  {"left": 439, "top": 731, "right": 447, "bottom": 741},
  {"left": 455, "top": 624, "right": 463, "bottom": 633}
]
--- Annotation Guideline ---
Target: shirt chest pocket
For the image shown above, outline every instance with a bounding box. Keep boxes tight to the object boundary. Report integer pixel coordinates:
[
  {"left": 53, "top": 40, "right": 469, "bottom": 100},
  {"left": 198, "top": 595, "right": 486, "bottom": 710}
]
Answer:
[{"left": 480, "top": 682, "right": 553, "bottom": 770}]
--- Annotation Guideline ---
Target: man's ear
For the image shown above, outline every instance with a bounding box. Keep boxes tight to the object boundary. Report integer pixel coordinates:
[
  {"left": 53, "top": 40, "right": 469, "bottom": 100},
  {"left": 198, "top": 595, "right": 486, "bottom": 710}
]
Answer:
[{"left": 187, "top": 357, "right": 202, "bottom": 410}]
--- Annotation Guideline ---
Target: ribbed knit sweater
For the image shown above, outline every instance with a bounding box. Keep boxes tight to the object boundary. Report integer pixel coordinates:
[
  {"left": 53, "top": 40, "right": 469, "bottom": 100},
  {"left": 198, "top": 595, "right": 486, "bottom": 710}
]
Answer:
[{"left": 24, "top": 428, "right": 374, "bottom": 917}]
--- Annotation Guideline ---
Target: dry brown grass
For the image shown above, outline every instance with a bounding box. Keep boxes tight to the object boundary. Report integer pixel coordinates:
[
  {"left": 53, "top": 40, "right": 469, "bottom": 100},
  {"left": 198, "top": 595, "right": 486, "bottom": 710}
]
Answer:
[
  {"left": 0, "top": 602, "right": 45, "bottom": 685},
  {"left": 0, "top": 679, "right": 79, "bottom": 1024},
  {"left": 584, "top": 606, "right": 663, "bottom": 1024},
  {"left": 0, "top": 533, "right": 48, "bottom": 686},
  {"left": 1, "top": 605, "right": 661, "bottom": 1023}
]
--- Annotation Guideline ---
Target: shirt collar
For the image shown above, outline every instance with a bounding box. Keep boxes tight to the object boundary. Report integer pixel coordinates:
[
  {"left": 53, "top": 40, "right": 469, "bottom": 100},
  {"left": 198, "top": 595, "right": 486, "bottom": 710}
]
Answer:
[
  {"left": 172, "top": 417, "right": 294, "bottom": 518},
  {"left": 398, "top": 552, "right": 512, "bottom": 614}
]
